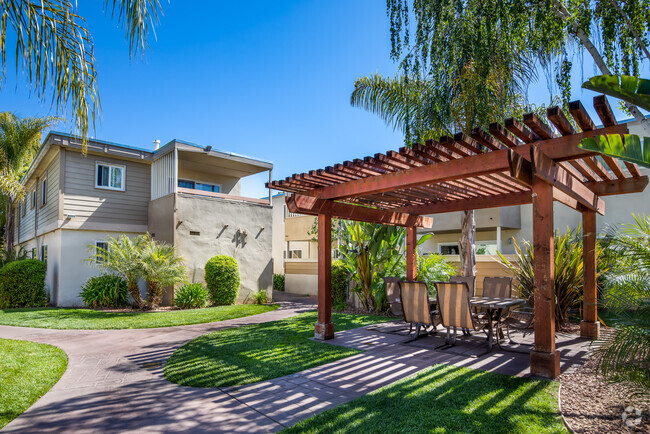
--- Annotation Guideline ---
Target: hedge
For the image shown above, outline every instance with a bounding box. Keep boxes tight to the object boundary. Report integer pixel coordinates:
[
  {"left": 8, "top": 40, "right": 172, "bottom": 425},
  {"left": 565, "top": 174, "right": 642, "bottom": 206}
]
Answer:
[
  {"left": 0, "top": 259, "right": 47, "bottom": 308},
  {"left": 205, "top": 255, "right": 240, "bottom": 305},
  {"left": 331, "top": 260, "right": 348, "bottom": 307}
]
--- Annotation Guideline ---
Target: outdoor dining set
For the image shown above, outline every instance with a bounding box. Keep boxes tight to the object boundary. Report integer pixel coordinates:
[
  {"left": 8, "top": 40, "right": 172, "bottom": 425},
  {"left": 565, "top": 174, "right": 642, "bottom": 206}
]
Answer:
[{"left": 384, "top": 276, "right": 534, "bottom": 353}]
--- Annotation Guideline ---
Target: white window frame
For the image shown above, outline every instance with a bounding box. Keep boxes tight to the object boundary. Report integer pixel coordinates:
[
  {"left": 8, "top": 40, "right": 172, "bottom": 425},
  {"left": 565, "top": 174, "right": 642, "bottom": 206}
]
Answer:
[
  {"left": 475, "top": 240, "right": 498, "bottom": 255},
  {"left": 287, "top": 249, "right": 303, "bottom": 259},
  {"left": 41, "top": 245, "right": 48, "bottom": 265},
  {"left": 94, "top": 240, "right": 109, "bottom": 264},
  {"left": 41, "top": 177, "right": 48, "bottom": 206},
  {"left": 437, "top": 242, "right": 460, "bottom": 255},
  {"left": 95, "top": 161, "right": 126, "bottom": 191}
]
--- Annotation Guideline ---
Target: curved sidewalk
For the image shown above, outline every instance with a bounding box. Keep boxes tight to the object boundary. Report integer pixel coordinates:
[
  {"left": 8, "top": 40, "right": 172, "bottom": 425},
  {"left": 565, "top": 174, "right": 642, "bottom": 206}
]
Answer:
[{"left": 0, "top": 298, "right": 315, "bottom": 433}]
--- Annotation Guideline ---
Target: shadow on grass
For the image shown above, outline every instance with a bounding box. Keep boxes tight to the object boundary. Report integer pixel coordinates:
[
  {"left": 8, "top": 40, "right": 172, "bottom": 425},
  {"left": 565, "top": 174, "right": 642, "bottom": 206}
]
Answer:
[
  {"left": 286, "top": 364, "right": 565, "bottom": 433},
  {"left": 163, "top": 312, "right": 389, "bottom": 388}
]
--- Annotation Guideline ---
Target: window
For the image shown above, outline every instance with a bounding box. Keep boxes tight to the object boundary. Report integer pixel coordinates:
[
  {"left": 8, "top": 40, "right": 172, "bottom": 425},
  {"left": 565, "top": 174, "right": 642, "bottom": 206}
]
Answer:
[
  {"left": 178, "top": 179, "right": 220, "bottom": 193},
  {"left": 30, "top": 248, "right": 36, "bottom": 259},
  {"left": 287, "top": 249, "right": 302, "bottom": 259},
  {"left": 41, "top": 245, "right": 48, "bottom": 266},
  {"left": 96, "top": 162, "right": 125, "bottom": 191},
  {"left": 475, "top": 242, "right": 498, "bottom": 255},
  {"left": 41, "top": 178, "right": 47, "bottom": 206},
  {"left": 95, "top": 241, "right": 109, "bottom": 264},
  {"left": 438, "top": 243, "right": 460, "bottom": 255},
  {"left": 178, "top": 179, "right": 195, "bottom": 189},
  {"left": 196, "top": 183, "right": 220, "bottom": 193},
  {"left": 31, "top": 189, "right": 36, "bottom": 209}
]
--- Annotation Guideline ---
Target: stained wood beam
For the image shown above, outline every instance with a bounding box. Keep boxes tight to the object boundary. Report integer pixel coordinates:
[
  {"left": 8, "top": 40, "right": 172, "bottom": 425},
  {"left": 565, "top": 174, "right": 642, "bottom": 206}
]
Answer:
[
  {"left": 307, "top": 125, "right": 626, "bottom": 201},
  {"left": 547, "top": 106, "right": 576, "bottom": 135},
  {"left": 511, "top": 147, "right": 605, "bottom": 215},
  {"left": 523, "top": 112, "right": 557, "bottom": 139},
  {"left": 585, "top": 176, "right": 648, "bottom": 196},
  {"left": 396, "top": 190, "right": 532, "bottom": 214},
  {"left": 286, "top": 194, "right": 433, "bottom": 228}
]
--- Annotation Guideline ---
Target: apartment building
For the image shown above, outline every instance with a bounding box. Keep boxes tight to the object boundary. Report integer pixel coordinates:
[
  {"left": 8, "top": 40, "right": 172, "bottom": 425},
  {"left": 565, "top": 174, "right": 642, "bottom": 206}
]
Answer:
[{"left": 14, "top": 132, "right": 274, "bottom": 306}]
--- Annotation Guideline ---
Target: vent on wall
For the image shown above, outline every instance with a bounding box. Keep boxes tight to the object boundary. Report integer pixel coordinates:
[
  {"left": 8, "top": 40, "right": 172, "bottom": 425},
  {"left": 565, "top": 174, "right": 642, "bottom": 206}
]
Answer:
[{"left": 189, "top": 231, "right": 200, "bottom": 236}]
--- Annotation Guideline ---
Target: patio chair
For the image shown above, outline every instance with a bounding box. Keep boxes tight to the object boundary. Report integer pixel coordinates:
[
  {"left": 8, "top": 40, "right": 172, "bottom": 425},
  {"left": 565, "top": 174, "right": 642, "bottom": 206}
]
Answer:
[
  {"left": 383, "top": 277, "right": 411, "bottom": 334},
  {"left": 434, "top": 281, "right": 484, "bottom": 348},
  {"left": 398, "top": 281, "right": 438, "bottom": 340},
  {"left": 450, "top": 275, "right": 477, "bottom": 336},
  {"left": 450, "top": 275, "right": 476, "bottom": 297}
]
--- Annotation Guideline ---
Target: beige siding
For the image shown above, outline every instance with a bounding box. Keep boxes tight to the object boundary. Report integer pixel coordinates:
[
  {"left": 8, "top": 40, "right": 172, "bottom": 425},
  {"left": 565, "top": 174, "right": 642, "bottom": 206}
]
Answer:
[
  {"left": 63, "top": 151, "right": 150, "bottom": 225},
  {"left": 39, "top": 152, "right": 60, "bottom": 228},
  {"left": 17, "top": 196, "right": 35, "bottom": 242}
]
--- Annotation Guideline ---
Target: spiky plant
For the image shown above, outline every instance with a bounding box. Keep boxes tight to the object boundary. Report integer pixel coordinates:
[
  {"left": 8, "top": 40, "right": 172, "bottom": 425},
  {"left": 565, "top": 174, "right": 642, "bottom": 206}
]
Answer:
[
  {"left": 88, "top": 234, "right": 147, "bottom": 309},
  {"left": 139, "top": 235, "right": 186, "bottom": 310},
  {"left": 597, "top": 215, "right": 650, "bottom": 396},
  {"left": 498, "top": 227, "right": 592, "bottom": 326}
]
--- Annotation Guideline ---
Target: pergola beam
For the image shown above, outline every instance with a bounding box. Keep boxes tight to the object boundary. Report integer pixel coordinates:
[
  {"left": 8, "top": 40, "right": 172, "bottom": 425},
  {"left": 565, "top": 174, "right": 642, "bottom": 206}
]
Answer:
[
  {"left": 508, "top": 148, "right": 605, "bottom": 215},
  {"left": 286, "top": 194, "right": 434, "bottom": 228},
  {"left": 310, "top": 125, "right": 626, "bottom": 201}
]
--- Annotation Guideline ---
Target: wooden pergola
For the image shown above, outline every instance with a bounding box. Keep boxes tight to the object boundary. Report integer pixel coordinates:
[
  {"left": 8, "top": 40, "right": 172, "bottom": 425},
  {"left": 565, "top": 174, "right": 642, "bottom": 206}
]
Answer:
[{"left": 267, "top": 96, "right": 648, "bottom": 379}]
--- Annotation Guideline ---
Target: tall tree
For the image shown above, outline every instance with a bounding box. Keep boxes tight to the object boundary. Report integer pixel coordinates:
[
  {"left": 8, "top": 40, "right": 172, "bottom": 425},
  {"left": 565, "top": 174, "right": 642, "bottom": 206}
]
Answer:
[
  {"left": 0, "top": 112, "right": 58, "bottom": 250},
  {"left": 0, "top": 0, "right": 164, "bottom": 141}
]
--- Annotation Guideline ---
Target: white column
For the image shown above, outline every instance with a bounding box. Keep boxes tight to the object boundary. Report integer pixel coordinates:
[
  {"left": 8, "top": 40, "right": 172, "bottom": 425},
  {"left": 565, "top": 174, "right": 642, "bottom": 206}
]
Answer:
[
  {"left": 173, "top": 148, "right": 179, "bottom": 194},
  {"left": 496, "top": 226, "right": 502, "bottom": 253}
]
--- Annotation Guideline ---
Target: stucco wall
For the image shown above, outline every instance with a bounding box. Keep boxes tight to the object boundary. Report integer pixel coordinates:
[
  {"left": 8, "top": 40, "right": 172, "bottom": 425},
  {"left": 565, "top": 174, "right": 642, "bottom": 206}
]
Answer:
[
  {"left": 174, "top": 194, "right": 273, "bottom": 302},
  {"left": 285, "top": 273, "right": 318, "bottom": 295}
]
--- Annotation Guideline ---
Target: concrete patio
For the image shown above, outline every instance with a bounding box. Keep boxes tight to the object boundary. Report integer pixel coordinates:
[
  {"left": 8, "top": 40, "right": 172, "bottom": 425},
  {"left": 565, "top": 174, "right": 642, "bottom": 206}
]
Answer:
[{"left": 0, "top": 296, "right": 594, "bottom": 432}]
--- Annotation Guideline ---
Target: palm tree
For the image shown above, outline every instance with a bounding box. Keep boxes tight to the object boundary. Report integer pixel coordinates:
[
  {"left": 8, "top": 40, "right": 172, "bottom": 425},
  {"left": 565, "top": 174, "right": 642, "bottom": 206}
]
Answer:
[
  {"left": 90, "top": 234, "right": 147, "bottom": 309},
  {"left": 351, "top": 61, "right": 526, "bottom": 277},
  {"left": 0, "top": 112, "right": 58, "bottom": 250},
  {"left": 0, "top": 0, "right": 164, "bottom": 141},
  {"left": 598, "top": 215, "right": 650, "bottom": 395},
  {"left": 139, "top": 235, "right": 186, "bottom": 310}
]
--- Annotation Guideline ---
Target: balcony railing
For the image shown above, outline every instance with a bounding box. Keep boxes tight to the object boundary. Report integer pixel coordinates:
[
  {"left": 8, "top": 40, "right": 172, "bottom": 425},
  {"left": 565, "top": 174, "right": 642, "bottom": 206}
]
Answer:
[{"left": 177, "top": 187, "right": 270, "bottom": 205}]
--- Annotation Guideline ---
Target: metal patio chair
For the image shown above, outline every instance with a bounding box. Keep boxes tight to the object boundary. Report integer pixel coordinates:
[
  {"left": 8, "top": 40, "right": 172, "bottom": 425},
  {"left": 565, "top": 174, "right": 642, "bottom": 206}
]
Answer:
[{"left": 398, "top": 281, "right": 438, "bottom": 340}]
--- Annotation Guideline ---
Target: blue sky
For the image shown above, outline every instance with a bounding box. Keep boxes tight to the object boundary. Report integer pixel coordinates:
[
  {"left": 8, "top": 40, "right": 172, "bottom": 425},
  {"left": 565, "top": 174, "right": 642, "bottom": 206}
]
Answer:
[{"left": 3, "top": 1, "right": 644, "bottom": 197}]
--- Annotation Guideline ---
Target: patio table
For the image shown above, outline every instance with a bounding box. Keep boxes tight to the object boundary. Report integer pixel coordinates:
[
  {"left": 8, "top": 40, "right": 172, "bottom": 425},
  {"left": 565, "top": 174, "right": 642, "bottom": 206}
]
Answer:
[{"left": 470, "top": 297, "right": 525, "bottom": 351}]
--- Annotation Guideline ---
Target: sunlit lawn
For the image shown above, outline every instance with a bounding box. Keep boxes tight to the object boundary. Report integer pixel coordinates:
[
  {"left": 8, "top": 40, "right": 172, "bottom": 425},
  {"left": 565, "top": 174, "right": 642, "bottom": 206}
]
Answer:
[
  {"left": 286, "top": 364, "right": 566, "bottom": 434},
  {"left": 164, "top": 312, "right": 389, "bottom": 387},
  {"left": 0, "top": 339, "right": 67, "bottom": 429},
  {"left": 0, "top": 304, "right": 278, "bottom": 329}
]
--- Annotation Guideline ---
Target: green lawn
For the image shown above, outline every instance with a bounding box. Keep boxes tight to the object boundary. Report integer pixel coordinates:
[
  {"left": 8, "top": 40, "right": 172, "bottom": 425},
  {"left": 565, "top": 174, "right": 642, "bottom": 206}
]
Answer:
[
  {"left": 286, "top": 364, "right": 566, "bottom": 434},
  {"left": 0, "top": 304, "right": 278, "bottom": 329},
  {"left": 164, "top": 312, "right": 389, "bottom": 387},
  {"left": 0, "top": 339, "right": 67, "bottom": 429}
]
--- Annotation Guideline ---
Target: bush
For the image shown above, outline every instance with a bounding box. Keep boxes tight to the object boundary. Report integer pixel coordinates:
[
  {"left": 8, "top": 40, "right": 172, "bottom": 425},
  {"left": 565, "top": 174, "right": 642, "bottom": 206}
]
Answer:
[
  {"left": 79, "top": 274, "right": 129, "bottom": 308},
  {"left": 174, "top": 283, "right": 208, "bottom": 309},
  {"left": 252, "top": 290, "right": 268, "bottom": 305},
  {"left": 273, "top": 274, "right": 285, "bottom": 291},
  {"left": 0, "top": 259, "right": 47, "bottom": 308},
  {"left": 332, "top": 260, "right": 348, "bottom": 308},
  {"left": 205, "top": 255, "right": 240, "bottom": 305}
]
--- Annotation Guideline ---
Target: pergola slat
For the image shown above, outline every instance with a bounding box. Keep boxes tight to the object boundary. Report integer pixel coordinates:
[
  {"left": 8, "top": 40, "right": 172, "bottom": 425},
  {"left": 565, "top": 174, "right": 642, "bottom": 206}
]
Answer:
[{"left": 593, "top": 95, "right": 642, "bottom": 178}]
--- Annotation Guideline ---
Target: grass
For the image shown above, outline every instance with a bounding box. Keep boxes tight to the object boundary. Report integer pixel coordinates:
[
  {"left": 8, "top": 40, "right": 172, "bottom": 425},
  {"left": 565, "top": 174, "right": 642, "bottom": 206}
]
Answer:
[
  {"left": 164, "top": 312, "right": 389, "bottom": 387},
  {"left": 0, "top": 304, "right": 278, "bottom": 329},
  {"left": 286, "top": 364, "right": 566, "bottom": 434},
  {"left": 0, "top": 339, "right": 67, "bottom": 429}
]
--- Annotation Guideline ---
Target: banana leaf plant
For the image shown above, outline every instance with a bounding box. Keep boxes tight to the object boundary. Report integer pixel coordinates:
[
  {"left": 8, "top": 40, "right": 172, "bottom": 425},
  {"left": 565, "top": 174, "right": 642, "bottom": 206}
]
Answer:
[{"left": 578, "top": 75, "right": 650, "bottom": 167}]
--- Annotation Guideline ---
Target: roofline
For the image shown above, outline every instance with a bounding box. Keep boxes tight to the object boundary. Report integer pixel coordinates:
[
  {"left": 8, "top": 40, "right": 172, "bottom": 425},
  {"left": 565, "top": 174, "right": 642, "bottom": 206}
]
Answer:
[
  {"left": 172, "top": 139, "right": 273, "bottom": 165},
  {"left": 45, "top": 131, "right": 154, "bottom": 153}
]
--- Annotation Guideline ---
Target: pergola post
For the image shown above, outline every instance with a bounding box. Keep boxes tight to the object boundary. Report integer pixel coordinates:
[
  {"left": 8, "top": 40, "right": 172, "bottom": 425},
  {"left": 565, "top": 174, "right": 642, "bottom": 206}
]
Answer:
[
  {"left": 530, "top": 180, "right": 560, "bottom": 378},
  {"left": 406, "top": 226, "right": 417, "bottom": 281},
  {"left": 315, "top": 213, "right": 334, "bottom": 340},
  {"left": 580, "top": 210, "right": 599, "bottom": 339}
]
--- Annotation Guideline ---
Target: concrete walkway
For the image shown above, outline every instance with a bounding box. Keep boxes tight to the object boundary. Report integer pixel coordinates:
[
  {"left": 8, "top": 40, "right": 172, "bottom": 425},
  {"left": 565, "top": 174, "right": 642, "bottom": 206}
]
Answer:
[{"left": 0, "top": 296, "right": 593, "bottom": 433}]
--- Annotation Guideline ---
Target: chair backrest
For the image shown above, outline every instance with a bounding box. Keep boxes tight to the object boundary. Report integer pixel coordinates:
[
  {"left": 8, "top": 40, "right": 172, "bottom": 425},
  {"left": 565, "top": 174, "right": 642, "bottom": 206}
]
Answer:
[
  {"left": 383, "top": 277, "right": 403, "bottom": 316},
  {"left": 450, "top": 275, "right": 476, "bottom": 297},
  {"left": 435, "top": 282, "right": 475, "bottom": 329},
  {"left": 482, "top": 277, "right": 513, "bottom": 299},
  {"left": 398, "top": 281, "right": 432, "bottom": 325}
]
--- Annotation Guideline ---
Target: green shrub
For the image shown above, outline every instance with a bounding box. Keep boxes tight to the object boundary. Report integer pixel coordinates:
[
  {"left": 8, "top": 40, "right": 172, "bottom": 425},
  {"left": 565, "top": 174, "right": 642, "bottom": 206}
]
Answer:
[
  {"left": 273, "top": 274, "right": 285, "bottom": 291},
  {"left": 0, "top": 247, "right": 28, "bottom": 269},
  {"left": 174, "top": 283, "right": 208, "bottom": 309},
  {"left": 252, "top": 290, "right": 268, "bottom": 305},
  {"left": 0, "top": 259, "right": 47, "bottom": 308},
  {"left": 205, "top": 255, "right": 240, "bottom": 305},
  {"left": 332, "top": 260, "right": 348, "bottom": 308},
  {"left": 79, "top": 274, "right": 129, "bottom": 308}
]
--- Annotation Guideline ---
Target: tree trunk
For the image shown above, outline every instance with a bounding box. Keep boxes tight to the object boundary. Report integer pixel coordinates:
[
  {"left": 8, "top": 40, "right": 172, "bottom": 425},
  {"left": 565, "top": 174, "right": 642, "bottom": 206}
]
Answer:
[
  {"left": 552, "top": 0, "right": 650, "bottom": 134},
  {"left": 146, "top": 281, "right": 161, "bottom": 310},
  {"left": 5, "top": 197, "right": 14, "bottom": 253},
  {"left": 128, "top": 279, "right": 145, "bottom": 309},
  {"left": 459, "top": 210, "right": 476, "bottom": 277}
]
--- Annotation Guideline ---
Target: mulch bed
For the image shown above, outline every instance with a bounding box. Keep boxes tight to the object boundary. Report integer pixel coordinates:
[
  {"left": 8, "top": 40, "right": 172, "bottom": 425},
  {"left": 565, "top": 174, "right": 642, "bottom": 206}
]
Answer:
[{"left": 559, "top": 347, "right": 649, "bottom": 433}]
